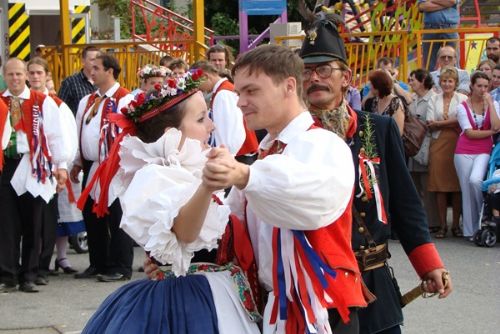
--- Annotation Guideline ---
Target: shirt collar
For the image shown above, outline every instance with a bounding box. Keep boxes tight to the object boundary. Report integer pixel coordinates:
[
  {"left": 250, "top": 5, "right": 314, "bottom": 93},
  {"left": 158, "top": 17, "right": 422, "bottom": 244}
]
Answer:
[
  {"left": 212, "top": 77, "right": 228, "bottom": 94},
  {"left": 2, "top": 86, "right": 31, "bottom": 99},
  {"left": 97, "top": 82, "right": 120, "bottom": 98},
  {"left": 259, "top": 111, "right": 313, "bottom": 150}
]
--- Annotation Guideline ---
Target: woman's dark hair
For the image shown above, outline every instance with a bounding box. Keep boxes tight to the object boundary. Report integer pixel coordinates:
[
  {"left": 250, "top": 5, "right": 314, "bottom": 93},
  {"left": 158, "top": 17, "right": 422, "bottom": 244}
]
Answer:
[
  {"left": 470, "top": 70, "right": 490, "bottom": 86},
  {"left": 135, "top": 99, "right": 188, "bottom": 143},
  {"left": 369, "top": 69, "right": 393, "bottom": 97},
  {"left": 410, "top": 68, "right": 434, "bottom": 90}
]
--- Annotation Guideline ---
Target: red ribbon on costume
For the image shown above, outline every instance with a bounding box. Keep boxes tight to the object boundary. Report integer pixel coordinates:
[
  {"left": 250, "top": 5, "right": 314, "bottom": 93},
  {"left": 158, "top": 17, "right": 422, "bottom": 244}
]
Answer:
[
  {"left": 357, "top": 151, "right": 387, "bottom": 224},
  {"left": 77, "top": 112, "right": 136, "bottom": 217}
]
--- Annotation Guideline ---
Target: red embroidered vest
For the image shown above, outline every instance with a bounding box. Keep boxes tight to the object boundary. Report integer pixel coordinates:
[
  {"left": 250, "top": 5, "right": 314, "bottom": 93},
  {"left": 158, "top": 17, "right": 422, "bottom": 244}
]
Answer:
[
  {"left": 0, "top": 98, "right": 9, "bottom": 171},
  {"left": 0, "top": 90, "right": 53, "bottom": 182},
  {"left": 210, "top": 80, "right": 259, "bottom": 156}
]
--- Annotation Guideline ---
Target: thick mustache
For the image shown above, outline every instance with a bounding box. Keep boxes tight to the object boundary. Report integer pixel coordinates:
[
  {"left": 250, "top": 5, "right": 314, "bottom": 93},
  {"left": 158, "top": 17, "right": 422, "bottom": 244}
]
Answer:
[{"left": 307, "top": 84, "right": 329, "bottom": 94}]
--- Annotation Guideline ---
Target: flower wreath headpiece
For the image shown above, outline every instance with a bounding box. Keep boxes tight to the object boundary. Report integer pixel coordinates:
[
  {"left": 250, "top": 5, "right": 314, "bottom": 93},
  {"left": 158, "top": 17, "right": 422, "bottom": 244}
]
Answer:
[
  {"left": 137, "top": 64, "right": 171, "bottom": 80},
  {"left": 123, "top": 68, "right": 204, "bottom": 123},
  {"left": 77, "top": 69, "right": 205, "bottom": 218}
]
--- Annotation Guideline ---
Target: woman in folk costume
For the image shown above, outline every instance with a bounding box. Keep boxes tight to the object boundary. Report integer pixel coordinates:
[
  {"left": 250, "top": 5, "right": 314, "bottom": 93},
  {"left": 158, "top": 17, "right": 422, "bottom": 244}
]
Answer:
[{"left": 82, "top": 70, "right": 261, "bottom": 334}]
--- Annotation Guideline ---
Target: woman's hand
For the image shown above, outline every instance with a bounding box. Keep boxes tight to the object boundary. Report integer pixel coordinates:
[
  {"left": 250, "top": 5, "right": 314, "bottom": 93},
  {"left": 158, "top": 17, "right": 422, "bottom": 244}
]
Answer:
[{"left": 143, "top": 256, "right": 160, "bottom": 280}]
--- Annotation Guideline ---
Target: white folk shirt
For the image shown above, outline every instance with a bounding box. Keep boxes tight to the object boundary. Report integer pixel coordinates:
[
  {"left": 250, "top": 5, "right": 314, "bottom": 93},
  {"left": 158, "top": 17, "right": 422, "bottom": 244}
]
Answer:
[
  {"left": 225, "top": 111, "right": 354, "bottom": 334},
  {"left": 74, "top": 82, "right": 134, "bottom": 204},
  {"left": 2, "top": 86, "right": 70, "bottom": 202},
  {"left": 1, "top": 111, "right": 12, "bottom": 150},
  {"left": 211, "top": 78, "right": 245, "bottom": 155}
]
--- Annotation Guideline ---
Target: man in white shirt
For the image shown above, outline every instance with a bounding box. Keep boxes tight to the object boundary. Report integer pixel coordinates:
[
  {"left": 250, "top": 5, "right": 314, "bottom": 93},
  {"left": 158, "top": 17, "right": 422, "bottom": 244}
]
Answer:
[
  {"left": 430, "top": 45, "right": 470, "bottom": 94},
  {"left": 203, "top": 45, "right": 366, "bottom": 334},
  {"left": 27, "top": 56, "right": 80, "bottom": 285},
  {"left": 71, "top": 54, "right": 135, "bottom": 282},
  {"left": 0, "top": 57, "right": 69, "bottom": 293}
]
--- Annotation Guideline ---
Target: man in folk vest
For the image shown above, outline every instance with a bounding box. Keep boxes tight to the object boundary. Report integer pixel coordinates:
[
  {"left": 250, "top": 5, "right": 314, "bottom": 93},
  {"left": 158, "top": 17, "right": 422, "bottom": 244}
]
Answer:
[
  {"left": 27, "top": 57, "right": 80, "bottom": 285},
  {"left": 203, "top": 45, "right": 366, "bottom": 333},
  {"left": 193, "top": 61, "right": 258, "bottom": 165},
  {"left": 71, "top": 54, "right": 135, "bottom": 282},
  {"left": 0, "top": 57, "right": 69, "bottom": 293},
  {"left": 300, "top": 17, "right": 452, "bottom": 334}
]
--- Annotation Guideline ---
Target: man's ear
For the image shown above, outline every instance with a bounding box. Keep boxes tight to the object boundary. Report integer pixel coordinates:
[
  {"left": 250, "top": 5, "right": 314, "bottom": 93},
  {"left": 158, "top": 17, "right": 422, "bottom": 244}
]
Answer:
[
  {"left": 343, "top": 69, "right": 353, "bottom": 89},
  {"left": 285, "top": 76, "right": 297, "bottom": 96}
]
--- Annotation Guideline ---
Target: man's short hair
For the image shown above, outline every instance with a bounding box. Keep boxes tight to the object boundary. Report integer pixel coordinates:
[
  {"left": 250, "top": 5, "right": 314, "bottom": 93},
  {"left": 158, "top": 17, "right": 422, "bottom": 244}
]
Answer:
[
  {"left": 97, "top": 53, "right": 121, "bottom": 79},
  {"left": 82, "top": 45, "right": 100, "bottom": 59},
  {"left": 487, "top": 37, "right": 500, "bottom": 45},
  {"left": 169, "top": 59, "right": 188, "bottom": 71},
  {"left": 27, "top": 56, "right": 50, "bottom": 74},
  {"left": 206, "top": 44, "right": 233, "bottom": 66},
  {"left": 190, "top": 60, "right": 219, "bottom": 75},
  {"left": 376, "top": 57, "right": 393, "bottom": 68},
  {"left": 232, "top": 44, "right": 304, "bottom": 97},
  {"left": 159, "top": 54, "right": 174, "bottom": 67}
]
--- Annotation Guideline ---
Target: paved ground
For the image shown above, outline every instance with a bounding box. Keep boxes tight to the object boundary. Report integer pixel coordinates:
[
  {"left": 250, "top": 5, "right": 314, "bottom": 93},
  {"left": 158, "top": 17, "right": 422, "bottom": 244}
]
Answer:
[{"left": 0, "top": 237, "right": 498, "bottom": 334}]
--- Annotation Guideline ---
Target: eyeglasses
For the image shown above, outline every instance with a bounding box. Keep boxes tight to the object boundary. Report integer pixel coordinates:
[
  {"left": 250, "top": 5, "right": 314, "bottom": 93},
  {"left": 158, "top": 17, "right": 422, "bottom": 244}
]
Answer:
[
  {"left": 303, "top": 64, "right": 344, "bottom": 80},
  {"left": 439, "top": 55, "right": 455, "bottom": 60}
]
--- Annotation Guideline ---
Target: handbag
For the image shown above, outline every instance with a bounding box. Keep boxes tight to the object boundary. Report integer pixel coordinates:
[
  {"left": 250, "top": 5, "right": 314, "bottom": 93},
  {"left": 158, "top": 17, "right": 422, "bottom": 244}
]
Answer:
[
  {"left": 412, "top": 134, "right": 431, "bottom": 166},
  {"left": 402, "top": 109, "right": 428, "bottom": 158}
]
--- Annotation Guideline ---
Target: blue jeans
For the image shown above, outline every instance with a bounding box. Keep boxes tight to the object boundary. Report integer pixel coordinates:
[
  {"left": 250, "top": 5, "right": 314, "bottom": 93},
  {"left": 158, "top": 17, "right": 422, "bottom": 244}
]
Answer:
[{"left": 422, "top": 28, "right": 459, "bottom": 71}]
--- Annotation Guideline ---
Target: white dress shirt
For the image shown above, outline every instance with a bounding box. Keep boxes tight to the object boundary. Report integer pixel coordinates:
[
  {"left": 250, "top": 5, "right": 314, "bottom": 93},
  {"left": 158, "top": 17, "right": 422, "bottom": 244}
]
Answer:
[
  {"left": 225, "top": 111, "right": 354, "bottom": 333},
  {"left": 2, "top": 86, "right": 70, "bottom": 202},
  {"left": 211, "top": 78, "right": 246, "bottom": 155},
  {"left": 74, "top": 82, "right": 134, "bottom": 204},
  {"left": 1, "top": 109, "right": 12, "bottom": 150}
]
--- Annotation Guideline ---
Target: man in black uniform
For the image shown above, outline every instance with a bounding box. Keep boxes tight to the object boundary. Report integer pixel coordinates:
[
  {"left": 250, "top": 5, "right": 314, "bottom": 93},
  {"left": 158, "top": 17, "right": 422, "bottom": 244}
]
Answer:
[{"left": 299, "top": 16, "right": 453, "bottom": 334}]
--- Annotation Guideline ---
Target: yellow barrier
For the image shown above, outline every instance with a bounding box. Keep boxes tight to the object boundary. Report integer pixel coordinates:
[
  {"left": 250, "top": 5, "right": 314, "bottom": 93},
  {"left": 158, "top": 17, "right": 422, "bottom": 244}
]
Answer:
[
  {"left": 43, "top": 40, "right": 205, "bottom": 92},
  {"left": 275, "top": 27, "right": 500, "bottom": 88},
  {"left": 275, "top": 31, "right": 409, "bottom": 88}
]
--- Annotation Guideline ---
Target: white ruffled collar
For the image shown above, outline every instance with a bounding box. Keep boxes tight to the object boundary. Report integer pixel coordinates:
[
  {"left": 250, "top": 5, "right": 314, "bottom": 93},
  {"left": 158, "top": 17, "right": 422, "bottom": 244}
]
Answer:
[{"left": 118, "top": 128, "right": 208, "bottom": 185}]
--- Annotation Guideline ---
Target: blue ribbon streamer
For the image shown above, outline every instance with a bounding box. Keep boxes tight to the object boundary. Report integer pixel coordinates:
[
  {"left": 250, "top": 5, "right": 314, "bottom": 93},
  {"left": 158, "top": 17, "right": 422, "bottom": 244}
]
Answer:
[
  {"left": 276, "top": 229, "right": 288, "bottom": 320},
  {"left": 292, "top": 230, "right": 337, "bottom": 288}
]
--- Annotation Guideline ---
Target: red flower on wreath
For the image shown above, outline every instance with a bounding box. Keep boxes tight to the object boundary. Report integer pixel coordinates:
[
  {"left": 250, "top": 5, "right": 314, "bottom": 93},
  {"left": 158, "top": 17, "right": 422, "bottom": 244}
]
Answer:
[
  {"left": 167, "top": 78, "right": 177, "bottom": 88},
  {"left": 191, "top": 68, "right": 203, "bottom": 81}
]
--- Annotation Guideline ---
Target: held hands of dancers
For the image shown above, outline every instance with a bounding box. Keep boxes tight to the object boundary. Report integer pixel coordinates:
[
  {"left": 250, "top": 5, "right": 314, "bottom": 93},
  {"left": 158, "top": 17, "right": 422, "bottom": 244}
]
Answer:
[{"left": 203, "top": 145, "right": 250, "bottom": 190}]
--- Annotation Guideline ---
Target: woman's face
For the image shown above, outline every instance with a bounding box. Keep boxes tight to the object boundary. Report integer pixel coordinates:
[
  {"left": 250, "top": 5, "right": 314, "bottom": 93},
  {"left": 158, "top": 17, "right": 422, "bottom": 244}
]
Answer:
[
  {"left": 479, "top": 64, "right": 493, "bottom": 79},
  {"left": 408, "top": 74, "right": 423, "bottom": 92},
  {"left": 178, "top": 91, "right": 214, "bottom": 147},
  {"left": 471, "top": 78, "right": 490, "bottom": 98},
  {"left": 440, "top": 76, "right": 457, "bottom": 94}
]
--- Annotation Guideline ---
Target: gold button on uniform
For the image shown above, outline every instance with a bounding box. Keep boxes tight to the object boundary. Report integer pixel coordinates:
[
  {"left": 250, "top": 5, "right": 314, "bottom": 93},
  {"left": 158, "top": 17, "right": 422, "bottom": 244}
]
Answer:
[
  {"left": 358, "top": 226, "right": 365, "bottom": 233},
  {"left": 360, "top": 212, "right": 366, "bottom": 218}
]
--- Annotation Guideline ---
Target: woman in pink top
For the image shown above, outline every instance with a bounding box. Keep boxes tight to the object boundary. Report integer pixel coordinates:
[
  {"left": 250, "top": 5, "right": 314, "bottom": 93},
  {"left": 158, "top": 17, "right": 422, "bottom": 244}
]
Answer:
[{"left": 454, "top": 71, "right": 500, "bottom": 239}]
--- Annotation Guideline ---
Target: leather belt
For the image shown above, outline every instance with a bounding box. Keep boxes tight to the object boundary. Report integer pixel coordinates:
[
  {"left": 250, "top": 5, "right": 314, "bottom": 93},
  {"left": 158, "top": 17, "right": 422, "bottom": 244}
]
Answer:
[{"left": 355, "top": 243, "right": 388, "bottom": 272}]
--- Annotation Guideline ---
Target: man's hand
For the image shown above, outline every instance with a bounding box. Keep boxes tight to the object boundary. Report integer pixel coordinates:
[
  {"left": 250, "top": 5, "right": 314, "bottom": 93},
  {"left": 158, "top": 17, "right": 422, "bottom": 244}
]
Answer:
[
  {"left": 203, "top": 147, "right": 250, "bottom": 190},
  {"left": 143, "top": 256, "right": 160, "bottom": 280},
  {"left": 54, "top": 168, "right": 68, "bottom": 192},
  {"left": 70, "top": 165, "right": 82, "bottom": 183},
  {"left": 422, "top": 268, "right": 453, "bottom": 298}
]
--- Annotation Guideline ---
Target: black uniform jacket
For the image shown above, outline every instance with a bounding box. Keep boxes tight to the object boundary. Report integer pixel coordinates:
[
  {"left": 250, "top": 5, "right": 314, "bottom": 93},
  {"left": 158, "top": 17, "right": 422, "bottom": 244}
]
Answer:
[{"left": 351, "top": 111, "right": 433, "bottom": 334}]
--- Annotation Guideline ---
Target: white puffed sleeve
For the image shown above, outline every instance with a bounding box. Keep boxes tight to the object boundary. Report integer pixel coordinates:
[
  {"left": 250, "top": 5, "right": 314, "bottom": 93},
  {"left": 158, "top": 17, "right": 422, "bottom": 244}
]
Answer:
[
  {"left": 118, "top": 129, "right": 230, "bottom": 276},
  {"left": 243, "top": 128, "right": 354, "bottom": 231}
]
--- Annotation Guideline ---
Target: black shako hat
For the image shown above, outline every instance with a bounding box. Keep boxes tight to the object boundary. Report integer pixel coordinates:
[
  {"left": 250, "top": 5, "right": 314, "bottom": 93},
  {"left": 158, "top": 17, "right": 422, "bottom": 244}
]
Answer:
[{"left": 299, "top": 17, "right": 347, "bottom": 64}]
